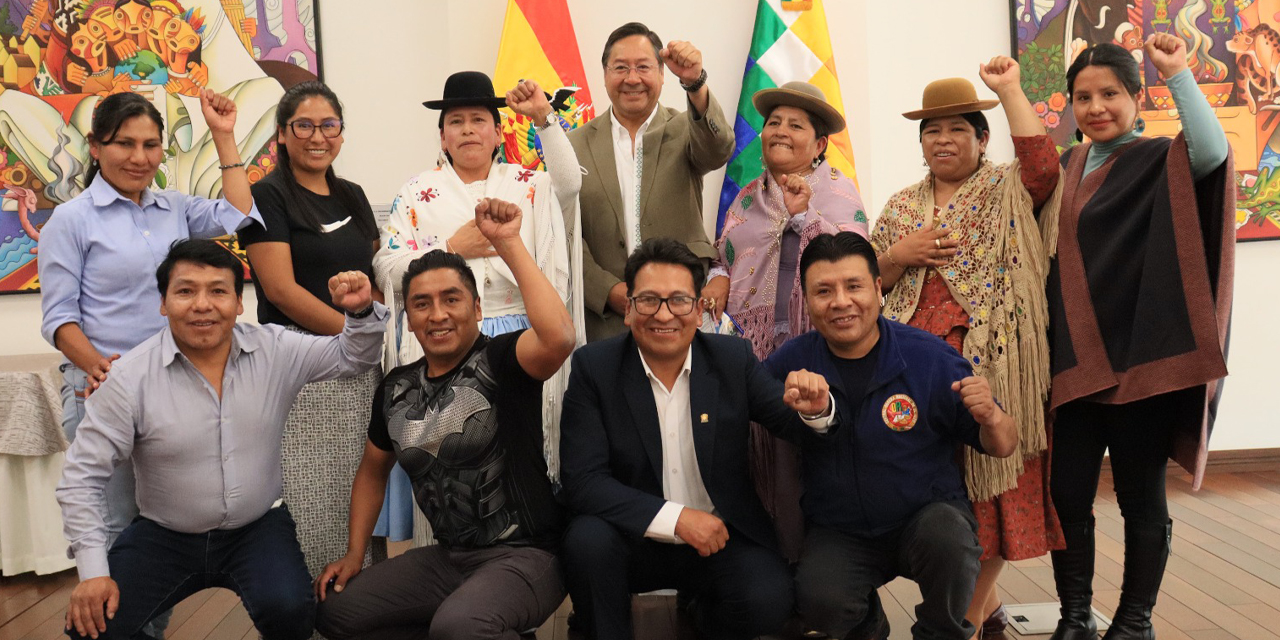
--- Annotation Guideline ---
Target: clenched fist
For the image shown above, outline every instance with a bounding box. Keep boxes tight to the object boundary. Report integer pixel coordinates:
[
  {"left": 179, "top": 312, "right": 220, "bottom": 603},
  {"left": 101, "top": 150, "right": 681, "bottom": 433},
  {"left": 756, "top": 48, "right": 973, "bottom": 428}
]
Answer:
[
  {"left": 660, "top": 40, "right": 704, "bottom": 85},
  {"left": 779, "top": 173, "right": 814, "bottom": 215},
  {"left": 475, "top": 197, "right": 524, "bottom": 245},
  {"left": 328, "top": 270, "right": 373, "bottom": 314},
  {"left": 784, "top": 369, "right": 831, "bottom": 419}
]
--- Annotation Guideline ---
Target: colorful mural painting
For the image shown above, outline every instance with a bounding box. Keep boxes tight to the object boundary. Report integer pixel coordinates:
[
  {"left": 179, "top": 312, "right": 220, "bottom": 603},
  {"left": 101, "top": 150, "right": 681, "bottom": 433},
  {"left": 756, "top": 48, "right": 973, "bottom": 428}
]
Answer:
[
  {"left": 1013, "top": 0, "right": 1280, "bottom": 241},
  {"left": 0, "top": 0, "right": 320, "bottom": 293}
]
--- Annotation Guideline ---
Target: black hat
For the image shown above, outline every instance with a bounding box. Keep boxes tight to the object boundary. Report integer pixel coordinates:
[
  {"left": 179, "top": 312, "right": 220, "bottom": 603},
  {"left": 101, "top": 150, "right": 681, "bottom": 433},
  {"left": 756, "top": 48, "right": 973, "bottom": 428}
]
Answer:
[{"left": 423, "top": 71, "right": 508, "bottom": 110}]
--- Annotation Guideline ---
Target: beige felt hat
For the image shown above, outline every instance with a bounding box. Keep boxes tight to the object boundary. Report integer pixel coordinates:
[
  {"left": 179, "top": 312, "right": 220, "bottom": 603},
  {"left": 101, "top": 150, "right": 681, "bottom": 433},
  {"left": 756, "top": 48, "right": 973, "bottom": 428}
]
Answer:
[
  {"left": 752, "top": 81, "right": 846, "bottom": 134},
  {"left": 902, "top": 77, "right": 999, "bottom": 120}
]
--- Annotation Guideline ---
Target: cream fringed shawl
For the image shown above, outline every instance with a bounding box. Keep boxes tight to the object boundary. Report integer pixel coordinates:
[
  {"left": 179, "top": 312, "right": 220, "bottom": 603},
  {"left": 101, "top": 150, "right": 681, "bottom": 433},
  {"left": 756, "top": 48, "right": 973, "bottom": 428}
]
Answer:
[{"left": 871, "top": 159, "right": 1060, "bottom": 502}]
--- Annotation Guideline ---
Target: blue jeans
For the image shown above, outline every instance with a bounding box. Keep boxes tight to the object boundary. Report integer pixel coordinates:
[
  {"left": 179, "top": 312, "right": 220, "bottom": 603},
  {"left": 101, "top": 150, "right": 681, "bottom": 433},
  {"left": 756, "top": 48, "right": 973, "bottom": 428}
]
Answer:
[
  {"left": 61, "top": 362, "right": 171, "bottom": 637},
  {"left": 66, "top": 505, "right": 315, "bottom": 640}
]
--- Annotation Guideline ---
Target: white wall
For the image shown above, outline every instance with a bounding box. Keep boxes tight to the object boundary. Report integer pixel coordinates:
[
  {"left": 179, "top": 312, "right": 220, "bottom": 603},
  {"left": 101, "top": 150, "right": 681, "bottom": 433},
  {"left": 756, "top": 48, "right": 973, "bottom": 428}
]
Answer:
[{"left": 3, "top": 0, "right": 1275, "bottom": 450}]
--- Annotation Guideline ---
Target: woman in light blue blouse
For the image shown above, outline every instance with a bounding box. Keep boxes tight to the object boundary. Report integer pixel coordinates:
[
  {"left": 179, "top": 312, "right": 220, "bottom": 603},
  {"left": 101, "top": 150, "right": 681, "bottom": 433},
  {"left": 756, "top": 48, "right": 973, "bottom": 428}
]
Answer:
[{"left": 38, "top": 91, "right": 259, "bottom": 635}]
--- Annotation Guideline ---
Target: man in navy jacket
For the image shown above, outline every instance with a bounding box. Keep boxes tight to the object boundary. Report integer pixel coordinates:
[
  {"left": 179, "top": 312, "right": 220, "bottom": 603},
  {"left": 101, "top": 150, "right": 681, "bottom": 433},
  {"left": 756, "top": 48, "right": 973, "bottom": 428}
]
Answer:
[
  {"left": 559, "top": 238, "right": 835, "bottom": 640},
  {"left": 766, "top": 232, "right": 1018, "bottom": 640}
]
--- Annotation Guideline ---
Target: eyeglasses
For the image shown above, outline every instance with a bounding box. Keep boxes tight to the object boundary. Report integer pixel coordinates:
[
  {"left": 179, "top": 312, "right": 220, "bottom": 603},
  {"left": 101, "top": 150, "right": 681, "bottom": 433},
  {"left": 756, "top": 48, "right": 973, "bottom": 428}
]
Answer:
[
  {"left": 630, "top": 294, "right": 697, "bottom": 316},
  {"left": 607, "top": 63, "right": 659, "bottom": 77},
  {"left": 288, "top": 119, "right": 344, "bottom": 139}
]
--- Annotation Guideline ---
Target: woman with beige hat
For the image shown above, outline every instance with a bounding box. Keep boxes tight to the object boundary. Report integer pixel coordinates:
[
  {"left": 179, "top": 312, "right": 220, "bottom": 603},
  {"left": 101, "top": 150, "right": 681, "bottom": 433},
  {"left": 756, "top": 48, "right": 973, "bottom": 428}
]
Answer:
[
  {"left": 706, "top": 80, "right": 868, "bottom": 563},
  {"left": 871, "top": 56, "right": 1064, "bottom": 638}
]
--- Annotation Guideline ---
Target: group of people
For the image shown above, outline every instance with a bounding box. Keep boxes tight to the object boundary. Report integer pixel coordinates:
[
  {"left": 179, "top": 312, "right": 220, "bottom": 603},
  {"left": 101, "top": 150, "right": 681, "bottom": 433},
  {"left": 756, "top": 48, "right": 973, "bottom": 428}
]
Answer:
[{"left": 39, "top": 17, "right": 1233, "bottom": 640}]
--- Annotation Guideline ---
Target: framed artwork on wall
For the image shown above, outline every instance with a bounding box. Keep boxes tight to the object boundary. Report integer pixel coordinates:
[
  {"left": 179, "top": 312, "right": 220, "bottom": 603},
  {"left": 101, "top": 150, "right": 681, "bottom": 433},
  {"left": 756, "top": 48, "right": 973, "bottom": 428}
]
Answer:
[
  {"left": 1012, "top": 0, "right": 1280, "bottom": 241},
  {"left": 0, "top": 0, "right": 322, "bottom": 293}
]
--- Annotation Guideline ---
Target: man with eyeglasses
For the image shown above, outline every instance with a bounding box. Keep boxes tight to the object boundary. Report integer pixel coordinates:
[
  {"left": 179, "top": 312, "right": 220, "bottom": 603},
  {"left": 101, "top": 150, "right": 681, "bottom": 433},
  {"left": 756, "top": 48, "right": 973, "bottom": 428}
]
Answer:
[
  {"left": 569, "top": 21, "right": 734, "bottom": 343},
  {"left": 559, "top": 238, "right": 836, "bottom": 640}
]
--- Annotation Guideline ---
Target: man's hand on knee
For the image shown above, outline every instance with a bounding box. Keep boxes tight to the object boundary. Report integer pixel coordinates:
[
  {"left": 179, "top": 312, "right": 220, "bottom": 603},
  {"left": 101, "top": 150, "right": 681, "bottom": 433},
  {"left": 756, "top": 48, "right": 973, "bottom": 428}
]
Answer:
[
  {"left": 675, "top": 508, "right": 729, "bottom": 557},
  {"left": 66, "top": 576, "right": 119, "bottom": 638},
  {"left": 315, "top": 552, "right": 364, "bottom": 601}
]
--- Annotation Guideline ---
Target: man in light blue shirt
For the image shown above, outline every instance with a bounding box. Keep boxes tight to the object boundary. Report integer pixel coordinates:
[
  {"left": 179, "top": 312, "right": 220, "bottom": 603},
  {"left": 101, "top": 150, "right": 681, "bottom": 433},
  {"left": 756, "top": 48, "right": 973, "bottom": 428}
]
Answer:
[{"left": 56, "top": 239, "right": 385, "bottom": 640}]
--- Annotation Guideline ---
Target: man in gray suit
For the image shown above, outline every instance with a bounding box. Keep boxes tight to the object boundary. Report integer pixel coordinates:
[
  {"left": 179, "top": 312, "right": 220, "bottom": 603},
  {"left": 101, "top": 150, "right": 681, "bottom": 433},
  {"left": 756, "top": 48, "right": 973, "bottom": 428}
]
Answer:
[{"left": 569, "top": 22, "right": 734, "bottom": 342}]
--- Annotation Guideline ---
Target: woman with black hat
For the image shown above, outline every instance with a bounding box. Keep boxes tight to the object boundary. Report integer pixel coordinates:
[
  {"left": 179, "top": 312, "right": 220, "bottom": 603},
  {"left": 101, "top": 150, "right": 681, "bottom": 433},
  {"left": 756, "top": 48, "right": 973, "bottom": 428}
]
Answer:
[
  {"left": 372, "top": 70, "right": 582, "bottom": 477},
  {"left": 871, "top": 55, "right": 1064, "bottom": 638}
]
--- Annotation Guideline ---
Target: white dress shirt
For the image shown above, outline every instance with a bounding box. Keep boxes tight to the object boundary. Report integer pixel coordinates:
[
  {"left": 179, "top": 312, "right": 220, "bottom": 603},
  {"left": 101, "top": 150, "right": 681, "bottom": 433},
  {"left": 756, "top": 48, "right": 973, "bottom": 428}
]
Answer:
[
  {"left": 638, "top": 345, "right": 835, "bottom": 544},
  {"left": 610, "top": 106, "right": 659, "bottom": 254}
]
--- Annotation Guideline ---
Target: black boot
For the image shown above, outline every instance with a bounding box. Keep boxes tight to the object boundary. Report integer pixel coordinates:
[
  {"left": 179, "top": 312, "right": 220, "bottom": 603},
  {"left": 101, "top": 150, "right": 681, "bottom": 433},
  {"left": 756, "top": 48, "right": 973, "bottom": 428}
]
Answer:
[
  {"left": 1102, "top": 519, "right": 1172, "bottom": 640},
  {"left": 1050, "top": 519, "right": 1099, "bottom": 640}
]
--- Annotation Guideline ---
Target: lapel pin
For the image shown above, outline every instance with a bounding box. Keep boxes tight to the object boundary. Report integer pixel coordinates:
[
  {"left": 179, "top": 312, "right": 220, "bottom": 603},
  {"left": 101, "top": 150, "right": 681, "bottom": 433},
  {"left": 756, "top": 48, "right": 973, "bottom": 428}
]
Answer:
[{"left": 700, "top": 413, "right": 709, "bottom": 424}]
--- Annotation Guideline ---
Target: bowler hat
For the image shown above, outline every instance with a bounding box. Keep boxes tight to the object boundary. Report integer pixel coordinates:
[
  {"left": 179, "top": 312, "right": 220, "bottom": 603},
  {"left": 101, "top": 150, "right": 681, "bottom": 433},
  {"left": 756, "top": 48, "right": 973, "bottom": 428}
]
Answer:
[
  {"left": 902, "top": 77, "right": 999, "bottom": 120},
  {"left": 752, "top": 81, "right": 846, "bottom": 134},
  {"left": 423, "top": 71, "right": 508, "bottom": 110}
]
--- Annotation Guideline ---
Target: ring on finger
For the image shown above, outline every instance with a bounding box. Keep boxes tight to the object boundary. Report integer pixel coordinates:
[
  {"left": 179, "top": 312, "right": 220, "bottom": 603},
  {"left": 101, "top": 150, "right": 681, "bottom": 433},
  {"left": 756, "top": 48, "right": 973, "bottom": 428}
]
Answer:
[{"left": 934, "top": 238, "right": 941, "bottom": 249}]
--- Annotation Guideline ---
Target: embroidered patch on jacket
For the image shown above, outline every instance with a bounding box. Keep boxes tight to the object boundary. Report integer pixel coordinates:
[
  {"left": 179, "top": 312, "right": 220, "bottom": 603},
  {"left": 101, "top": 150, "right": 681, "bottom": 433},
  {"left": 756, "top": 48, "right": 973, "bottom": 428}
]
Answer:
[{"left": 882, "top": 394, "right": 918, "bottom": 431}]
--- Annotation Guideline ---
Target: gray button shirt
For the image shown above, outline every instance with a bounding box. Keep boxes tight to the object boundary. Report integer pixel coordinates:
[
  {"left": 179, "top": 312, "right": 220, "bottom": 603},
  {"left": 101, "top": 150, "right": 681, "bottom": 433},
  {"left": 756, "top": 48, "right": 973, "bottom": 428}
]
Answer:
[{"left": 56, "top": 304, "right": 387, "bottom": 580}]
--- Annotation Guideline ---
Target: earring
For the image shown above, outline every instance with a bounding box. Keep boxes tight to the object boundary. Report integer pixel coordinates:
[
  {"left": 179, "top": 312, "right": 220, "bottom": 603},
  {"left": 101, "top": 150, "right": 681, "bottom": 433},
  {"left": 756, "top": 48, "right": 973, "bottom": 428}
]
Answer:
[
  {"left": 761, "top": 155, "right": 768, "bottom": 171},
  {"left": 436, "top": 149, "right": 449, "bottom": 169},
  {"left": 1074, "top": 128, "right": 1084, "bottom": 143},
  {"left": 1133, "top": 116, "right": 1146, "bottom": 135},
  {"left": 811, "top": 156, "right": 821, "bottom": 170}
]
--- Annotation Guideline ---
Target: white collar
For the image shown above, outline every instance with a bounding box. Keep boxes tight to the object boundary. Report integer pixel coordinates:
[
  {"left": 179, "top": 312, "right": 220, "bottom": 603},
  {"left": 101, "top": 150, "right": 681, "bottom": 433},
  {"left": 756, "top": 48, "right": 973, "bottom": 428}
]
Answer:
[
  {"left": 610, "top": 105, "right": 659, "bottom": 141},
  {"left": 638, "top": 343, "right": 693, "bottom": 389}
]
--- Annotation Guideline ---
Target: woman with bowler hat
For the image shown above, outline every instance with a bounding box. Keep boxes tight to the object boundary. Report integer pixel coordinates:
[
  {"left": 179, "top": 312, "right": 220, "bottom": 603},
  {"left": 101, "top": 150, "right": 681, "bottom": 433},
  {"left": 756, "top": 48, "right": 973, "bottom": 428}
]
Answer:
[{"left": 871, "top": 56, "right": 1065, "bottom": 638}]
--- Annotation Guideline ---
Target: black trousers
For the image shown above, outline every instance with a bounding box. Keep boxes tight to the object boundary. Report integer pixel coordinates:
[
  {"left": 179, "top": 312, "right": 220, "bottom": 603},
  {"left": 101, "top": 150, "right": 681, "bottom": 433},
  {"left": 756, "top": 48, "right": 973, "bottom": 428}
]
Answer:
[
  {"left": 1049, "top": 389, "right": 1197, "bottom": 527},
  {"left": 795, "top": 501, "right": 981, "bottom": 640},
  {"left": 562, "top": 514, "right": 793, "bottom": 640},
  {"left": 316, "top": 544, "right": 564, "bottom": 640}
]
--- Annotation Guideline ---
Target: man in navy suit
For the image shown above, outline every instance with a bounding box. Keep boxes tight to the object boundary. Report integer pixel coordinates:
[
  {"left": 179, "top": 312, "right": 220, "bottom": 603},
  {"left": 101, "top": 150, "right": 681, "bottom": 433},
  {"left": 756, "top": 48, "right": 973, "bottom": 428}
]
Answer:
[{"left": 559, "top": 237, "right": 835, "bottom": 640}]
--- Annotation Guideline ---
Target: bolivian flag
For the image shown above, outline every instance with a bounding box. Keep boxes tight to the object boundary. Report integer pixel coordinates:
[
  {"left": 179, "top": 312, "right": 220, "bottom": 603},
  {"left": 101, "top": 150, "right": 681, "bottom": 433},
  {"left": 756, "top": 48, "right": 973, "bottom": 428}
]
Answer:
[
  {"left": 717, "top": 0, "right": 858, "bottom": 234},
  {"left": 493, "top": 0, "right": 596, "bottom": 171}
]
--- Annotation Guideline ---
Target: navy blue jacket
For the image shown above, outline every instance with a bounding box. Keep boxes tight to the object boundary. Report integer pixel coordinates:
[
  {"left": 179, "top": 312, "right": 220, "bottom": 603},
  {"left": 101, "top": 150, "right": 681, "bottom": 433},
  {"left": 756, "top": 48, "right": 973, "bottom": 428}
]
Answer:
[
  {"left": 560, "top": 331, "right": 826, "bottom": 551},
  {"left": 765, "top": 317, "right": 984, "bottom": 537}
]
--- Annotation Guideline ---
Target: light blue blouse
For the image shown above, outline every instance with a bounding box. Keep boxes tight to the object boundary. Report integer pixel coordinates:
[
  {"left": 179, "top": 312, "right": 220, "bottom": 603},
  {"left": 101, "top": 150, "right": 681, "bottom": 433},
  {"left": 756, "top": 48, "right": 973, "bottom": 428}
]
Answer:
[{"left": 39, "top": 174, "right": 263, "bottom": 357}]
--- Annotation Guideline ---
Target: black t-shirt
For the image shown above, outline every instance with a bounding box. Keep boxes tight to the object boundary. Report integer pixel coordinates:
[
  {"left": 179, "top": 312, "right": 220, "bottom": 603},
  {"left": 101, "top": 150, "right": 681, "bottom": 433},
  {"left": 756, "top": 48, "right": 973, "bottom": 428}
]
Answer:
[
  {"left": 831, "top": 342, "right": 880, "bottom": 421},
  {"left": 369, "top": 331, "right": 564, "bottom": 549},
  {"left": 238, "top": 169, "right": 376, "bottom": 326}
]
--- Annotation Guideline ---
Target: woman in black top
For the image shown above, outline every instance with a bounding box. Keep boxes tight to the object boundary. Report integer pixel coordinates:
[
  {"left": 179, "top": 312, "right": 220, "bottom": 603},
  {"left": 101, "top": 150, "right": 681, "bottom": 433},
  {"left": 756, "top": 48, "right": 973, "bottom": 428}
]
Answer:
[{"left": 238, "top": 81, "right": 392, "bottom": 578}]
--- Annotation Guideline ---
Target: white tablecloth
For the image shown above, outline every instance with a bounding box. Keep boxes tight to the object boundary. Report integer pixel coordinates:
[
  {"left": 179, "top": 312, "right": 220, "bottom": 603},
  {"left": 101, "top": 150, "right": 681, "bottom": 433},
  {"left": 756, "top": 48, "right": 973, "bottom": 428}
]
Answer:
[{"left": 0, "top": 353, "right": 75, "bottom": 576}]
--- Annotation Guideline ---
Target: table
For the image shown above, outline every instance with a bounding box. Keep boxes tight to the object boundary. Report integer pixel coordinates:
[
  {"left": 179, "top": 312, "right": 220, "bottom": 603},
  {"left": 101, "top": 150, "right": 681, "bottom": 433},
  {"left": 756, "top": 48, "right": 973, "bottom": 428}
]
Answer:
[{"left": 0, "top": 352, "right": 75, "bottom": 576}]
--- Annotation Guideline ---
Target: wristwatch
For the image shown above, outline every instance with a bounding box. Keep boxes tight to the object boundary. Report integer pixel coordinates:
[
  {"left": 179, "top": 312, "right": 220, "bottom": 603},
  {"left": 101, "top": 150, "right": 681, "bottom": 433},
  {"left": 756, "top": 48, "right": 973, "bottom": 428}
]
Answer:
[
  {"left": 535, "top": 111, "right": 560, "bottom": 131},
  {"left": 680, "top": 68, "right": 708, "bottom": 93},
  {"left": 346, "top": 305, "right": 375, "bottom": 319}
]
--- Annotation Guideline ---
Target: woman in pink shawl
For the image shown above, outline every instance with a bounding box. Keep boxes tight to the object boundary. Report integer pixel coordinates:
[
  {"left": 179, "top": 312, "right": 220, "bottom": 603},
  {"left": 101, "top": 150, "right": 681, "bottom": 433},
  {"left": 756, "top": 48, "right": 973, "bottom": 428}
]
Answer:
[{"left": 707, "top": 81, "right": 868, "bottom": 562}]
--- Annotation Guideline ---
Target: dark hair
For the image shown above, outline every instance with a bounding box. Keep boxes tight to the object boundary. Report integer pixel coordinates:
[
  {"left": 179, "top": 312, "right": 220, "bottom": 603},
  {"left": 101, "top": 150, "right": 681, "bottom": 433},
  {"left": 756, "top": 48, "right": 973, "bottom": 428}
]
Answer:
[
  {"left": 624, "top": 237, "right": 705, "bottom": 296},
  {"left": 602, "top": 22, "right": 663, "bottom": 67},
  {"left": 437, "top": 106, "right": 503, "bottom": 163},
  {"left": 800, "top": 232, "right": 880, "bottom": 291},
  {"left": 273, "top": 81, "right": 378, "bottom": 240},
  {"left": 918, "top": 111, "right": 991, "bottom": 142},
  {"left": 401, "top": 250, "right": 479, "bottom": 301},
  {"left": 1066, "top": 43, "right": 1143, "bottom": 99},
  {"left": 84, "top": 92, "right": 164, "bottom": 187},
  {"left": 156, "top": 239, "right": 245, "bottom": 297},
  {"left": 765, "top": 105, "right": 831, "bottom": 164}
]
